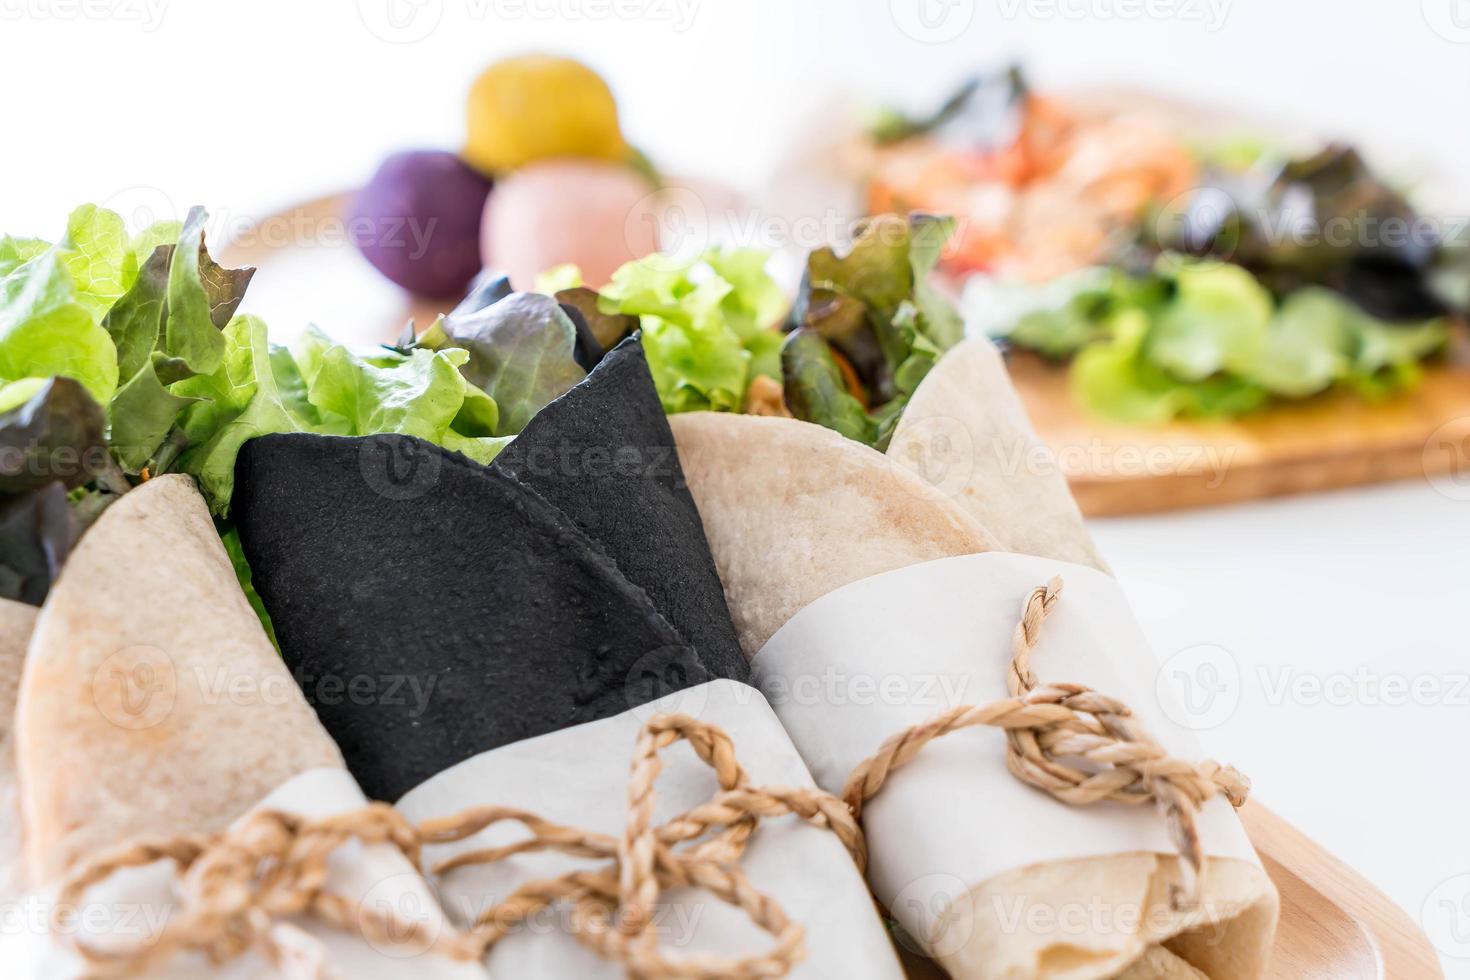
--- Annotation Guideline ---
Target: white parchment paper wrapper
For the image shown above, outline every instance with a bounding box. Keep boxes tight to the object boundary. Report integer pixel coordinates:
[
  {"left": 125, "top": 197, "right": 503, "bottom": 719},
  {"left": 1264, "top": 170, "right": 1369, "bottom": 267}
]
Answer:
[
  {"left": 396, "top": 678, "right": 903, "bottom": 979},
  {"left": 751, "top": 553, "right": 1261, "bottom": 946},
  {"left": 0, "top": 768, "right": 489, "bottom": 979}
]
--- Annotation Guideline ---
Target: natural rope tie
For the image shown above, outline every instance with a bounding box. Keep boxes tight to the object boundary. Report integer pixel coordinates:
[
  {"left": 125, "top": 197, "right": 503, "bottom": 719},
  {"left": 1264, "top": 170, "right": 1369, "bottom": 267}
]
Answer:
[
  {"left": 51, "top": 803, "right": 479, "bottom": 978},
  {"left": 420, "top": 712, "right": 862, "bottom": 979},
  {"left": 52, "top": 577, "right": 1248, "bottom": 978},
  {"left": 839, "top": 577, "right": 1249, "bottom": 905}
]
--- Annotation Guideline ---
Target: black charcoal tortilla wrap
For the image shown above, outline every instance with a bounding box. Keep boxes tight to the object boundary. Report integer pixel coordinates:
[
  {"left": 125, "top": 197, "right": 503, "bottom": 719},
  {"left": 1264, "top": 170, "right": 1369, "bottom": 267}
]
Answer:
[
  {"left": 491, "top": 337, "right": 746, "bottom": 682},
  {"left": 232, "top": 339, "right": 748, "bottom": 802},
  {"left": 233, "top": 342, "right": 905, "bottom": 977}
]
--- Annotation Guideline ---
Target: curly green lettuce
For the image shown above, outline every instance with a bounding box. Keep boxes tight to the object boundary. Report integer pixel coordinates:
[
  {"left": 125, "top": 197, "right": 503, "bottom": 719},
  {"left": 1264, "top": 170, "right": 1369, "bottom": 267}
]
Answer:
[
  {"left": 594, "top": 248, "right": 786, "bottom": 413},
  {"left": 0, "top": 203, "right": 521, "bottom": 604},
  {"left": 973, "top": 254, "right": 1452, "bottom": 424}
]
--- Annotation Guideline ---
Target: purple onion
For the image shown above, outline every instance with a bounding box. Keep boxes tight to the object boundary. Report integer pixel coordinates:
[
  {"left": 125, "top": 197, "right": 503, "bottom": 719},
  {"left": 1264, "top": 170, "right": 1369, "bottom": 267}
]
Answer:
[{"left": 349, "top": 150, "right": 493, "bottom": 298}]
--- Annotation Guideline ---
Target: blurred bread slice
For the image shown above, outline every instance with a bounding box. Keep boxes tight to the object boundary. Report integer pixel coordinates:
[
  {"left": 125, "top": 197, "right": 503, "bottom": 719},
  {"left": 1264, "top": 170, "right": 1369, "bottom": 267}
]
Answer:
[
  {"left": 669, "top": 412, "right": 999, "bottom": 656},
  {"left": 16, "top": 475, "right": 343, "bottom": 882}
]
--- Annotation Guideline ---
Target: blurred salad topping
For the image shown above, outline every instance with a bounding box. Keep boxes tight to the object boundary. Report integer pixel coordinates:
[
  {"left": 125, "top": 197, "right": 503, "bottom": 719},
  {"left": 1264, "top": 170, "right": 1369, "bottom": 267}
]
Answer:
[{"left": 873, "top": 67, "right": 1466, "bottom": 423}]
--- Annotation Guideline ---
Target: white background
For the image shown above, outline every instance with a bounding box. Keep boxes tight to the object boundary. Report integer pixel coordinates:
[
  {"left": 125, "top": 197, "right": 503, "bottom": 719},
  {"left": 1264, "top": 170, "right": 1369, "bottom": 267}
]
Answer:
[{"left": 3, "top": 0, "right": 1469, "bottom": 974}]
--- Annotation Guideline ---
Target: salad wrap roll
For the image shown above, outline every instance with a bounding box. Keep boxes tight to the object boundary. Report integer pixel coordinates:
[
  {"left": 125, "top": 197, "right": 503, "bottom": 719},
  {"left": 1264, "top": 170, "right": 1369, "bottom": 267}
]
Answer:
[
  {"left": 669, "top": 352, "right": 1277, "bottom": 979},
  {"left": 9, "top": 475, "right": 481, "bottom": 977},
  {"left": 888, "top": 336, "right": 1105, "bottom": 571},
  {"left": 233, "top": 342, "right": 903, "bottom": 978},
  {"left": 667, "top": 413, "right": 1001, "bottom": 656}
]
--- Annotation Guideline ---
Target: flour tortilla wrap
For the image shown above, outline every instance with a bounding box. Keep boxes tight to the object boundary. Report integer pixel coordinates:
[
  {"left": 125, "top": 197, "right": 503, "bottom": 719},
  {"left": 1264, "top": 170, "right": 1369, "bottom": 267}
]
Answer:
[
  {"left": 1115, "top": 945, "right": 1209, "bottom": 979},
  {"left": 669, "top": 411, "right": 1277, "bottom": 979},
  {"left": 667, "top": 413, "right": 1001, "bottom": 656},
  {"left": 11, "top": 475, "right": 486, "bottom": 977},
  {"left": 888, "top": 335, "right": 1105, "bottom": 571},
  {"left": 14, "top": 475, "right": 344, "bottom": 881},
  {"left": 1, "top": 597, "right": 37, "bottom": 900}
]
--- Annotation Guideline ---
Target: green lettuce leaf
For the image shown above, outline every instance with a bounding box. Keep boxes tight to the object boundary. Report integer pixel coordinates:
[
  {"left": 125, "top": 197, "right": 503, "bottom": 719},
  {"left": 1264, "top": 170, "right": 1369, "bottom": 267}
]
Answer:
[
  {"left": 787, "top": 213, "right": 965, "bottom": 445},
  {"left": 0, "top": 377, "right": 107, "bottom": 494},
  {"left": 1003, "top": 251, "right": 1452, "bottom": 423},
  {"left": 781, "top": 329, "right": 876, "bottom": 443},
  {"left": 1146, "top": 259, "right": 1271, "bottom": 381},
  {"left": 597, "top": 257, "right": 746, "bottom": 412},
  {"left": 428, "top": 292, "right": 585, "bottom": 435},
  {"left": 0, "top": 249, "right": 120, "bottom": 404}
]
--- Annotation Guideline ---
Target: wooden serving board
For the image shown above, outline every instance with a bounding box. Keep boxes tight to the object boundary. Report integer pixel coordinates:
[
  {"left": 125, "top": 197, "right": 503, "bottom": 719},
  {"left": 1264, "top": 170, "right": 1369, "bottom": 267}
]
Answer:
[
  {"left": 1006, "top": 339, "right": 1470, "bottom": 518},
  {"left": 895, "top": 804, "right": 1442, "bottom": 979},
  {"left": 222, "top": 199, "right": 1443, "bottom": 977}
]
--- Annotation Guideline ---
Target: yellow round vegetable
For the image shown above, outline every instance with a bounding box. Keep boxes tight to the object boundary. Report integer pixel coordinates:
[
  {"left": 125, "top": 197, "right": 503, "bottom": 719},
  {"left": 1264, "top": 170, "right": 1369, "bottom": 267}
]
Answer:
[{"left": 464, "top": 55, "right": 628, "bottom": 174}]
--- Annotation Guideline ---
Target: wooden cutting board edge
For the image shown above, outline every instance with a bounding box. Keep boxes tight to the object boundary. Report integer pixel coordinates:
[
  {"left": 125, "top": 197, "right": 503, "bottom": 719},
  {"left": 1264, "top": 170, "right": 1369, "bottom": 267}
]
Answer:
[
  {"left": 1004, "top": 350, "right": 1470, "bottom": 517},
  {"left": 1240, "top": 802, "right": 1442, "bottom": 979}
]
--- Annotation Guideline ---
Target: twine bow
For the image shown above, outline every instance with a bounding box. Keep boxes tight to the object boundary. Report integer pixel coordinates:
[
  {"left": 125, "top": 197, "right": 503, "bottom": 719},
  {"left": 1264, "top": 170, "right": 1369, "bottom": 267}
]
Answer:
[
  {"left": 51, "top": 803, "right": 477, "bottom": 978},
  {"left": 419, "top": 712, "right": 863, "bottom": 978},
  {"left": 840, "top": 577, "right": 1249, "bottom": 905},
  {"left": 53, "top": 577, "right": 1248, "bottom": 978}
]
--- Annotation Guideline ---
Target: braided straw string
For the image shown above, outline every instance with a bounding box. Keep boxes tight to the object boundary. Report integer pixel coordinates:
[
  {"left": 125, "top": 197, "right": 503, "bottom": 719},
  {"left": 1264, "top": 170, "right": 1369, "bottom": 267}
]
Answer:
[
  {"left": 51, "top": 803, "right": 480, "bottom": 978},
  {"left": 52, "top": 577, "right": 1248, "bottom": 978},
  {"left": 839, "top": 577, "right": 1249, "bottom": 907}
]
